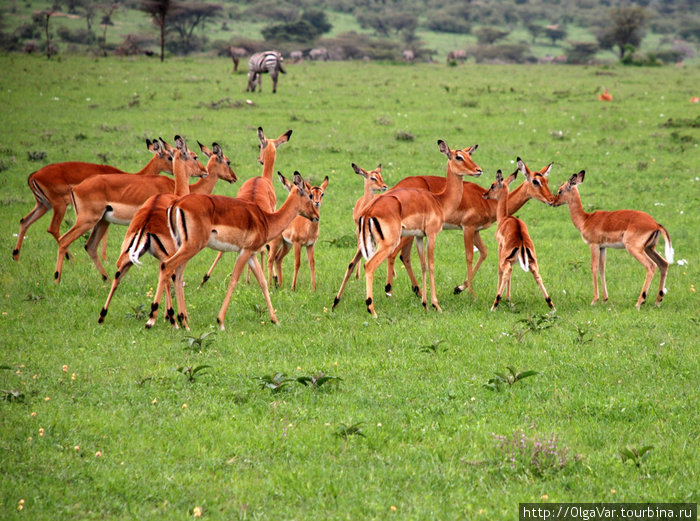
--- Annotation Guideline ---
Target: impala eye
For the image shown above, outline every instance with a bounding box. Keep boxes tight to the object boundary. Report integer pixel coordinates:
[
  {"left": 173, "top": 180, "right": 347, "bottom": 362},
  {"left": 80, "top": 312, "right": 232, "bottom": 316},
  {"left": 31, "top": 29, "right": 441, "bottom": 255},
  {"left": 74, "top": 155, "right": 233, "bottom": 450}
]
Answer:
[{"left": 533, "top": 179, "right": 540, "bottom": 187}]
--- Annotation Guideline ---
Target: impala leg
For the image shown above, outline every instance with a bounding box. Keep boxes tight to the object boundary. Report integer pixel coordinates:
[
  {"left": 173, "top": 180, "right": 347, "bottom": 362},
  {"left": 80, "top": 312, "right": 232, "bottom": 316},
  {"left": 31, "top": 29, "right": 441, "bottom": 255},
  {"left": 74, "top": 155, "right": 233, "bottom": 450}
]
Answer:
[
  {"left": 426, "top": 233, "right": 441, "bottom": 313},
  {"left": 385, "top": 240, "right": 400, "bottom": 297},
  {"left": 216, "top": 250, "right": 253, "bottom": 331},
  {"left": 333, "top": 248, "right": 363, "bottom": 310},
  {"left": 248, "top": 254, "right": 278, "bottom": 324},
  {"left": 364, "top": 248, "right": 392, "bottom": 318},
  {"left": 274, "top": 239, "right": 292, "bottom": 288},
  {"left": 200, "top": 251, "right": 224, "bottom": 287},
  {"left": 492, "top": 262, "right": 513, "bottom": 311},
  {"left": 13, "top": 200, "right": 49, "bottom": 260},
  {"left": 100, "top": 228, "right": 109, "bottom": 261},
  {"left": 54, "top": 215, "right": 101, "bottom": 283},
  {"left": 292, "top": 242, "right": 302, "bottom": 291},
  {"left": 455, "top": 229, "right": 475, "bottom": 295},
  {"left": 530, "top": 261, "right": 554, "bottom": 310},
  {"left": 414, "top": 236, "right": 429, "bottom": 310},
  {"left": 627, "top": 247, "right": 657, "bottom": 309},
  {"left": 401, "top": 238, "right": 422, "bottom": 297},
  {"left": 645, "top": 245, "right": 669, "bottom": 306},
  {"left": 306, "top": 243, "right": 316, "bottom": 292},
  {"left": 589, "top": 244, "right": 601, "bottom": 305},
  {"left": 84, "top": 219, "right": 111, "bottom": 281},
  {"left": 470, "top": 231, "right": 488, "bottom": 290},
  {"left": 98, "top": 256, "right": 133, "bottom": 324},
  {"left": 267, "top": 236, "right": 282, "bottom": 286},
  {"left": 598, "top": 247, "right": 609, "bottom": 302},
  {"left": 49, "top": 201, "right": 75, "bottom": 260},
  {"left": 173, "top": 265, "right": 188, "bottom": 330}
]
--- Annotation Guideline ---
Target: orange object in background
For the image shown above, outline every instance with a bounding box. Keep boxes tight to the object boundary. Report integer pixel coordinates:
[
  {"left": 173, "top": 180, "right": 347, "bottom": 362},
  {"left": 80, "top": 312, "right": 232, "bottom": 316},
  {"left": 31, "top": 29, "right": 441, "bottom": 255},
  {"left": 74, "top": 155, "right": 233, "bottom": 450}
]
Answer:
[{"left": 599, "top": 88, "right": 613, "bottom": 101}]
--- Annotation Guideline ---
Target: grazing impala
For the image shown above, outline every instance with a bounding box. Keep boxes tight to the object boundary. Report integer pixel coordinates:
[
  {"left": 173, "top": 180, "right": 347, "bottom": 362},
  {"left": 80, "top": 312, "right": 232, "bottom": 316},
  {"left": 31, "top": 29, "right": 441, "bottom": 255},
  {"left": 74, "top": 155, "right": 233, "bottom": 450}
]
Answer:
[
  {"left": 268, "top": 176, "right": 329, "bottom": 291},
  {"left": 13, "top": 139, "right": 172, "bottom": 261},
  {"left": 553, "top": 170, "right": 673, "bottom": 308},
  {"left": 53, "top": 138, "right": 204, "bottom": 284},
  {"left": 98, "top": 138, "right": 236, "bottom": 325},
  {"left": 146, "top": 172, "right": 319, "bottom": 330},
  {"left": 351, "top": 140, "right": 482, "bottom": 317},
  {"left": 483, "top": 170, "right": 554, "bottom": 311},
  {"left": 387, "top": 157, "right": 555, "bottom": 297},
  {"left": 200, "top": 127, "right": 292, "bottom": 286}
]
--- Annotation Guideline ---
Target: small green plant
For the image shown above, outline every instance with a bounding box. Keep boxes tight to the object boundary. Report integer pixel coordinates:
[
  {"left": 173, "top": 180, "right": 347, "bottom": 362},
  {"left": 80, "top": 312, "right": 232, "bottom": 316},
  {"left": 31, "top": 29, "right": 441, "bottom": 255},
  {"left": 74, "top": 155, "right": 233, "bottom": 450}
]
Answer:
[
  {"left": 27, "top": 150, "right": 46, "bottom": 161},
  {"left": 255, "top": 372, "right": 292, "bottom": 393},
  {"left": 485, "top": 366, "right": 539, "bottom": 392},
  {"left": 335, "top": 422, "right": 365, "bottom": 439},
  {"left": 182, "top": 331, "right": 215, "bottom": 352},
  {"left": 295, "top": 372, "right": 341, "bottom": 389},
  {"left": 493, "top": 428, "right": 569, "bottom": 477},
  {"left": 620, "top": 445, "right": 654, "bottom": 467},
  {"left": 419, "top": 339, "right": 444, "bottom": 354},
  {"left": 125, "top": 304, "right": 147, "bottom": 320},
  {"left": 512, "top": 312, "right": 558, "bottom": 341},
  {"left": 175, "top": 365, "right": 211, "bottom": 383}
]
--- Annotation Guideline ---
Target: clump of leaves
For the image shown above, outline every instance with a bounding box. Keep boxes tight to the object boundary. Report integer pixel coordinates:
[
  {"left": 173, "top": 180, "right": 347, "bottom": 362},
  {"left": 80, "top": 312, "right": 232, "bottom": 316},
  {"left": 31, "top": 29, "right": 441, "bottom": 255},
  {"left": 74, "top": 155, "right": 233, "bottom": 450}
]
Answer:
[
  {"left": 335, "top": 422, "right": 365, "bottom": 439},
  {"left": 485, "top": 366, "right": 539, "bottom": 392},
  {"left": 512, "top": 312, "right": 558, "bottom": 342},
  {"left": 395, "top": 130, "right": 414, "bottom": 141},
  {"left": 419, "top": 339, "right": 444, "bottom": 354},
  {"left": 183, "top": 331, "right": 215, "bottom": 352},
  {"left": 620, "top": 445, "right": 654, "bottom": 468},
  {"left": 1, "top": 389, "right": 25, "bottom": 403},
  {"left": 573, "top": 324, "right": 592, "bottom": 344},
  {"left": 24, "top": 293, "right": 44, "bottom": 302},
  {"left": 125, "top": 304, "right": 147, "bottom": 320},
  {"left": 27, "top": 150, "right": 46, "bottom": 161},
  {"left": 295, "top": 372, "right": 341, "bottom": 389},
  {"left": 493, "top": 428, "right": 569, "bottom": 477},
  {"left": 255, "top": 372, "right": 292, "bottom": 393},
  {"left": 175, "top": 365, "right": 211, "bottom": 383}
]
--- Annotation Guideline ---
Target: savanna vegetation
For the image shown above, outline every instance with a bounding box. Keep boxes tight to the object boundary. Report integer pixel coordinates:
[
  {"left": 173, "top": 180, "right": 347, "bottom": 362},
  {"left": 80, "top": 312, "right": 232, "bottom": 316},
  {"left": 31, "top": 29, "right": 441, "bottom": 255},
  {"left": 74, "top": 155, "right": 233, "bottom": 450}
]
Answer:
[{"left": 0, "top": 54, "right": 698, "bottom": 519}]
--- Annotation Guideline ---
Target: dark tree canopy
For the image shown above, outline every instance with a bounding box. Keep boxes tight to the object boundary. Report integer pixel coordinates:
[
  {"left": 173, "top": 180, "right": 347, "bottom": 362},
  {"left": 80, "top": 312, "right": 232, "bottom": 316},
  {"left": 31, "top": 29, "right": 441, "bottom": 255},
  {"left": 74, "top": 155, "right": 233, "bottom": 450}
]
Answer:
[
  {"left": 168, "top": 2, "right": 222, "bottom": 54},
  {"left": 595, "top": 6, "right": 649, "bottom": 59}
]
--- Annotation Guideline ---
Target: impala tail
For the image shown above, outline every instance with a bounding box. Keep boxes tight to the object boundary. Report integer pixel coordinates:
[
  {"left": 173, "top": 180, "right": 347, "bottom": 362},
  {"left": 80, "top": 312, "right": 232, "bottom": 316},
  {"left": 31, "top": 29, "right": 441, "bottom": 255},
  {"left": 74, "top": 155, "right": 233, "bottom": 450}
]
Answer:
[
  {"left": 127, "top": 227, "right": 150, "bottom": 266},
  {"left": 167, "top": 205, "right": 186, "bottom": 248},
  {"left": 359, "top": 215, "right": 383, "bottom": 261},
  {"left": 512, "top": 245, "right": 530, "bottom": 272},
  {"left": 660, "top": 226, "right": 674, "bottom": 264}
]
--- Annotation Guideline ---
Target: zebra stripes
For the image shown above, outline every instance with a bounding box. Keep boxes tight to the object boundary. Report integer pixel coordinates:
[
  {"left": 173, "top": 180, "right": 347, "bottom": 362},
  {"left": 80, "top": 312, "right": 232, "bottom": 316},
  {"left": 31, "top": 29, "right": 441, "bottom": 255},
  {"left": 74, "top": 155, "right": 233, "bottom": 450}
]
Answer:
[{"left": 246, "top": 51, "right": 285, "bottom": 93}]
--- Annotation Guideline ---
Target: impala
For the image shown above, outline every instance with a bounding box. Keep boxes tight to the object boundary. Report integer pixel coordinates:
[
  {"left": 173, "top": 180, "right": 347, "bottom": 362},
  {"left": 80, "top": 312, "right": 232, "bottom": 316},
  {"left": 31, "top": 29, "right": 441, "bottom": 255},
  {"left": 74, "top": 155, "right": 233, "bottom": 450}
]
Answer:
[
  {"left": 353, "top": 139, "right": 482, "bottom": 318},
  {"left": 98, "top": 138, "right": 236, "bottom": 325},
  {"left": 14, "top": 138, "right": 172, "bottom": 261},
  {"left": 145, "top": 172, "right": 319, "bottom": 330},
  {"left": 268, "top": 176, "right": 329, "bottom": 291},
  {"left": 552, "top": 170, "right": 673, "bottom": 308},
  {"left": 387, "top": 157, "right": 555, "bottom": 297},
  {"left": 483, "top": 170, "right": 554, "bottom": 311},
  {"left": 53, "top": 138, "right": 204, "bottom": 284},
  {"left": 200, "top": 127, "right": 292, "bottom": 286}
]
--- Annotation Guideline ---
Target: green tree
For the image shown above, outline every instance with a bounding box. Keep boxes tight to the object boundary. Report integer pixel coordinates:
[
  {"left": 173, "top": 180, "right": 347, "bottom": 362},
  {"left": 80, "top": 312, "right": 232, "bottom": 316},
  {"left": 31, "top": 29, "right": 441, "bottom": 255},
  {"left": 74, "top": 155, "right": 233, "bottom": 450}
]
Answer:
[
  {"left": 169, "top": 2, "right": 222, "bottom": 54},
  {"left": 140, "top": 0, "right": 180, "bottom": 62},
  {"left": 544, "top": 25, "right": 567, "bottom": 45},
  {"left": 475, "top": 26, "right": 509, "bottom": 45},
  {"left": 595, "top": 6, "right": 649, "bottom": 59}
]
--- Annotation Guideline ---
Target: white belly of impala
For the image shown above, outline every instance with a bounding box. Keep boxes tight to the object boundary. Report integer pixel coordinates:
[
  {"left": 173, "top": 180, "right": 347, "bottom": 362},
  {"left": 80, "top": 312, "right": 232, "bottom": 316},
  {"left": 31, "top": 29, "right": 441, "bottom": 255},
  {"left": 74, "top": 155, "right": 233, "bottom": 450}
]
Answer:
[
  {"left": 401, "top": 228, "right": 424, "bottom": 237},
  {"left": 103, "top": 211, "right": 132, "bottom": 226},
  {"left": 208, "top": 235, "right": 241, "bottom": 252},
  {"left": 442, "top": 223, "right": 461, "bottom": 231},
  {"left": 602, "top": 242, "right": 625, "bottom": 249}
]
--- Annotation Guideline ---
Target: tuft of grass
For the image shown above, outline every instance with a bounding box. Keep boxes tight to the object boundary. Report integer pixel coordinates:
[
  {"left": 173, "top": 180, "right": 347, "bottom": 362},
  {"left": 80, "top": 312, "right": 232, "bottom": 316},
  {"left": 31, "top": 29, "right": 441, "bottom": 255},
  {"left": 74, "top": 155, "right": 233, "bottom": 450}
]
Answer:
[{"left": 485, "top": 366, "right": 539, "bottom": 392}]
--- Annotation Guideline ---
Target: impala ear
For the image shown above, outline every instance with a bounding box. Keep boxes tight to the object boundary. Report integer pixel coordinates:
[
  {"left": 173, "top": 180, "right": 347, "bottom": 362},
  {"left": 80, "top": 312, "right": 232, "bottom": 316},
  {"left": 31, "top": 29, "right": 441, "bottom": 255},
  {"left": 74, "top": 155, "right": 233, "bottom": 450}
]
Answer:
[
  {"left": 321, "top": 175, "right": 329, "bottom": 191},
  {"left": 258, "top": 127, "right": 267, "bottom": 148},
  {"left": 278, "top": 171, "right": 293, "bottom": 192},
  {"left": 159, "top": 137, "right": 175, "bottom": 154},
  {"left": 467, "top": 144, "right": 478, "bottom": 155},
  {"left": 542, "top": 163, "right": 553, "bottom": 177},
  {"left": 292, "top": 171, "right": 306, "bottom": 194},
  {"left": 276, "top": 129, "right": 292, "bottom": 147},
  {"left": 495, "top": 169, "right": 503, "bottom": 184},
  {"left": 517, "top": 157, "right": 531, "bottom": 180},
  {"left": 575, "top": 170, "right": 586, "bottom": 184},
  {"left": 212, "top": 142, "right": 223, "bottom": 160},
  {"left": 437, "top": 139, "right": 450, "bottom": 158},
  {"left": 505, "top": 171, "right": 517, "bottom": 185},
  {"left": 568, "top": 171, "right": 585, "bottom": 188},
  {"left": 352, "top": 163, "right": 366, "bottom": 177},
  {"left": 376, "top": 164, "right": 382, "bottom": 171},
  {"left": 198, "top": 140, "right": 212, "bottom": 159}
]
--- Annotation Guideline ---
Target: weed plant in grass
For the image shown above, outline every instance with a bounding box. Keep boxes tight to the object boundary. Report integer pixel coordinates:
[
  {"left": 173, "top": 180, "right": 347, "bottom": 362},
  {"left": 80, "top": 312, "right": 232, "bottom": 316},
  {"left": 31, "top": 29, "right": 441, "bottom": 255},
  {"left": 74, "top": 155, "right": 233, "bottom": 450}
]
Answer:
[{"left": 0, "top": 55, "right": 698, "bottom": 520}]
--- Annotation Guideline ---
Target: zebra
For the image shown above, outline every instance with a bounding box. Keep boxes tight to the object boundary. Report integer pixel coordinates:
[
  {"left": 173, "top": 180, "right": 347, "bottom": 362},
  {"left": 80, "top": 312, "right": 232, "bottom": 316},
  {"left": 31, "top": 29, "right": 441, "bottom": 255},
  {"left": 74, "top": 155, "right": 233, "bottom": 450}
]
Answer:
[{"left": 246, "top": 51, "right": 285, "bottom": 93}]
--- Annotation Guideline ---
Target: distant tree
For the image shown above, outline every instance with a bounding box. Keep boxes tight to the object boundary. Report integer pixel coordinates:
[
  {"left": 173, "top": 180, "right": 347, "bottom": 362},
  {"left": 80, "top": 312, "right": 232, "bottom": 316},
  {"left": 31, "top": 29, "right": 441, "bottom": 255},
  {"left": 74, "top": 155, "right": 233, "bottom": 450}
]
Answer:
[
  {"left": 475, "top": 26, "right": 509, "bottom": 45},
  {"left": 525, "top": 23, "right": 544, "bottom": 44},
  {"left": 140, "top": 0, "right": 181, "bottom": 62},
  {"left": 566, "top": 41, "right": 598, "bottom": 64},
  {"left": 169, "top": 2, "right": 222, "bottom": 54},
  {"left": 544, "top": 25, "right": 567, "bottom": 45},
  {"left": 32, "top": 9, "right": 57, "bottom": 59},
  {"left": 595, "top": 6, "right": 649, "bottom": 59},
  {"left": 357, "top": 10, "right": 417, "bottom": 39},
  {"left": 301, "top": 9, "right": 331, "bottom": 35},
  {"left": 261, "top": 9, "right": 332, "bottom": 44},
  {"left": 99, "top": 3, "right": 121, "bottom": 56}
]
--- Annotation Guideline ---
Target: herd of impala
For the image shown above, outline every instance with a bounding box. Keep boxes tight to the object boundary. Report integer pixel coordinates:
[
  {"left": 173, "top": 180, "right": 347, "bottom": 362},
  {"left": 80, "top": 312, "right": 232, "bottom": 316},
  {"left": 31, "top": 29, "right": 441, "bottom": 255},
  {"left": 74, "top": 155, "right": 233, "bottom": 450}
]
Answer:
[{"left": 13, "top": 127, "right": 674, "bottom": 330}]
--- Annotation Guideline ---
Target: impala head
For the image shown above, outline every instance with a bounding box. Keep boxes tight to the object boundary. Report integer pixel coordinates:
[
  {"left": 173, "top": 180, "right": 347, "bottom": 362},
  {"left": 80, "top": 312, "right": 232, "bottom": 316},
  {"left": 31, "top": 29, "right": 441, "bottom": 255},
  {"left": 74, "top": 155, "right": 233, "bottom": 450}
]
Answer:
[
  {"left": 552, "top": 170, "right": 586, "bottom": 207},
  {"left": 147, "top": 137, "right": 174, "bottom": 173},
  {"left": 199, "top": 141, "right": 237, "bottom": 183},
  {"left": 517, "top": 157, "right": 555, "bottom": 206},
  {"left": 352, "top": 163, "right": 387, "bottom": 193},
  {"left": 304, "top": 175, "right": 329, "bottom": 209},
  {"left": 483, "top": 170, "right": 517, "bottom": 200},
  {"left": 257, "top": 127, "right": 293, "bottom": 165},
  {"left": 437, "top": 140, "right": 482, "bottom": 177},
  {"left": 277, "top": 171, "right": 320, "bottom": 223},
  {"left": 171, "top": 135, "right": 207, "bottom": 178}
]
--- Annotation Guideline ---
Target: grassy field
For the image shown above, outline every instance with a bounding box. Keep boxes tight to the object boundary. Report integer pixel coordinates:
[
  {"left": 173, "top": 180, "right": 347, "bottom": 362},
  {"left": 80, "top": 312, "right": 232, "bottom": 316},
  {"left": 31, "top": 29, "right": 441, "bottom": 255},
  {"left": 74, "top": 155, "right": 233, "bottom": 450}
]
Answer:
[{"left": 0, "top": 55, "right": 699, "bottom": 520}]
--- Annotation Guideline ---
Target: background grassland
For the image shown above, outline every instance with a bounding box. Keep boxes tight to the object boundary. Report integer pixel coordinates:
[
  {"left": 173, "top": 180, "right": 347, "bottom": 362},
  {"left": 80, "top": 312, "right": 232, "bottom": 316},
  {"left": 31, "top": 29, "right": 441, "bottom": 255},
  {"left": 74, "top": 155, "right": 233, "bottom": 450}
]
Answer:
[{"left": 0, "top": 55, "right": 698, "bottom": 520}]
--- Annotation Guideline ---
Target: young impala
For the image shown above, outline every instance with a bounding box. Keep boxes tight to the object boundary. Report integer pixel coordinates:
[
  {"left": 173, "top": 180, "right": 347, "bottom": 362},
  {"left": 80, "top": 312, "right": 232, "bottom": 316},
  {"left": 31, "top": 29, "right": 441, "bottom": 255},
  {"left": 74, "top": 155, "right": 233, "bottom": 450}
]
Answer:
[
  {"left": 553, "top": 170, "right": 673, "bottom": 308},
  {"left": 386, "top": 157, "right": 554, "bottom": 297},
  {"left": 483, "top": 170, "right": 554, "bottom": 311},
  {"left": 97, "top": 138, "right": 236, "bottom": 325},
  {"left": 200, "top": 127, "right": 292, "bottom": 286},
  {"left": 14, "top": 139, "right": 172, "bottom": 261},
  {"left": 354, "top": 139, "right": 482, "bottom": 317},
  {"left": 146, "top": 172, "right": 319, "bottom": 331},
  {"left": 268, "top": 176, "right": 329, "bottom": 291}
]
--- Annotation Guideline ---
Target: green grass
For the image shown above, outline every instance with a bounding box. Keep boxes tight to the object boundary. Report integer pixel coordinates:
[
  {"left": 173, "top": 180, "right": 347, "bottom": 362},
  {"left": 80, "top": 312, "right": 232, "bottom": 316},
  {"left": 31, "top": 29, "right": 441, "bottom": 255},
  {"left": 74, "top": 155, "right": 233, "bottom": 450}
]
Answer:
[{"left": 0, "top": 55, "right": 699, "bottom": 520}]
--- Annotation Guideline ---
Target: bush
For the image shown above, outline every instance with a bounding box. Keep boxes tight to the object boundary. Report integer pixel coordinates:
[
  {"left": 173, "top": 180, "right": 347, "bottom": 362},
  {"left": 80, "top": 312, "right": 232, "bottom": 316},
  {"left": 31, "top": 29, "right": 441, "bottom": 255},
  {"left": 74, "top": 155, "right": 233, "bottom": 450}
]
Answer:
[
  {"left": 241, "top": 1, "right": 298, "bottom": 22},
  {"left": 566, "top": 41, "right": 598, "bottom": 64},
  {"left": 468, "top": 43, "right": 533, "bottom": 64},
  {"left": 425, "top": 11, "right": 470, "bottom": 34},
  {"left": 56, "top": 26, "right": 96, "bottom": 45},
  {"left": 318, "top": 32, "right": 401, "bottom": 60}
]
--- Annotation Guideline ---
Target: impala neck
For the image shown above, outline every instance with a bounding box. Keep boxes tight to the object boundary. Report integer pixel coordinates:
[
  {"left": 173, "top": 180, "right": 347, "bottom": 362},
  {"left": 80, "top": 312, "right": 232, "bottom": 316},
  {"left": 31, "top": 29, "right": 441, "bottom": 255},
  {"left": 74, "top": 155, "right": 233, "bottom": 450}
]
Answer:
[
  {"left": 266, "top": 188, "right": 303, "bottom": 239},
  {"left": 505, "top": 182, "right": 530, "bottom": 215},
  {"left": 172, "top": 153, "right": 190, "bottom": 197},
  {"left": 565, "top": 188, "right": 589, "bottom": 232},
  {"left": 260, "top": 145, "right": 277, "bottom": 182},
  {"left": 436, "top": 161, "right": 464, "bottom": 213},
  {"left": 135, "top": 154, "right": 167, "bottom": 176},
  {"left": 189, "top": 165, "right": 219, "bottom": 195},
  {"left": 496, "top": 188, "right": 510, "bottom": 224},
  {"left": 362, "top": 182, "right": 375, "bottom": 206}
]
